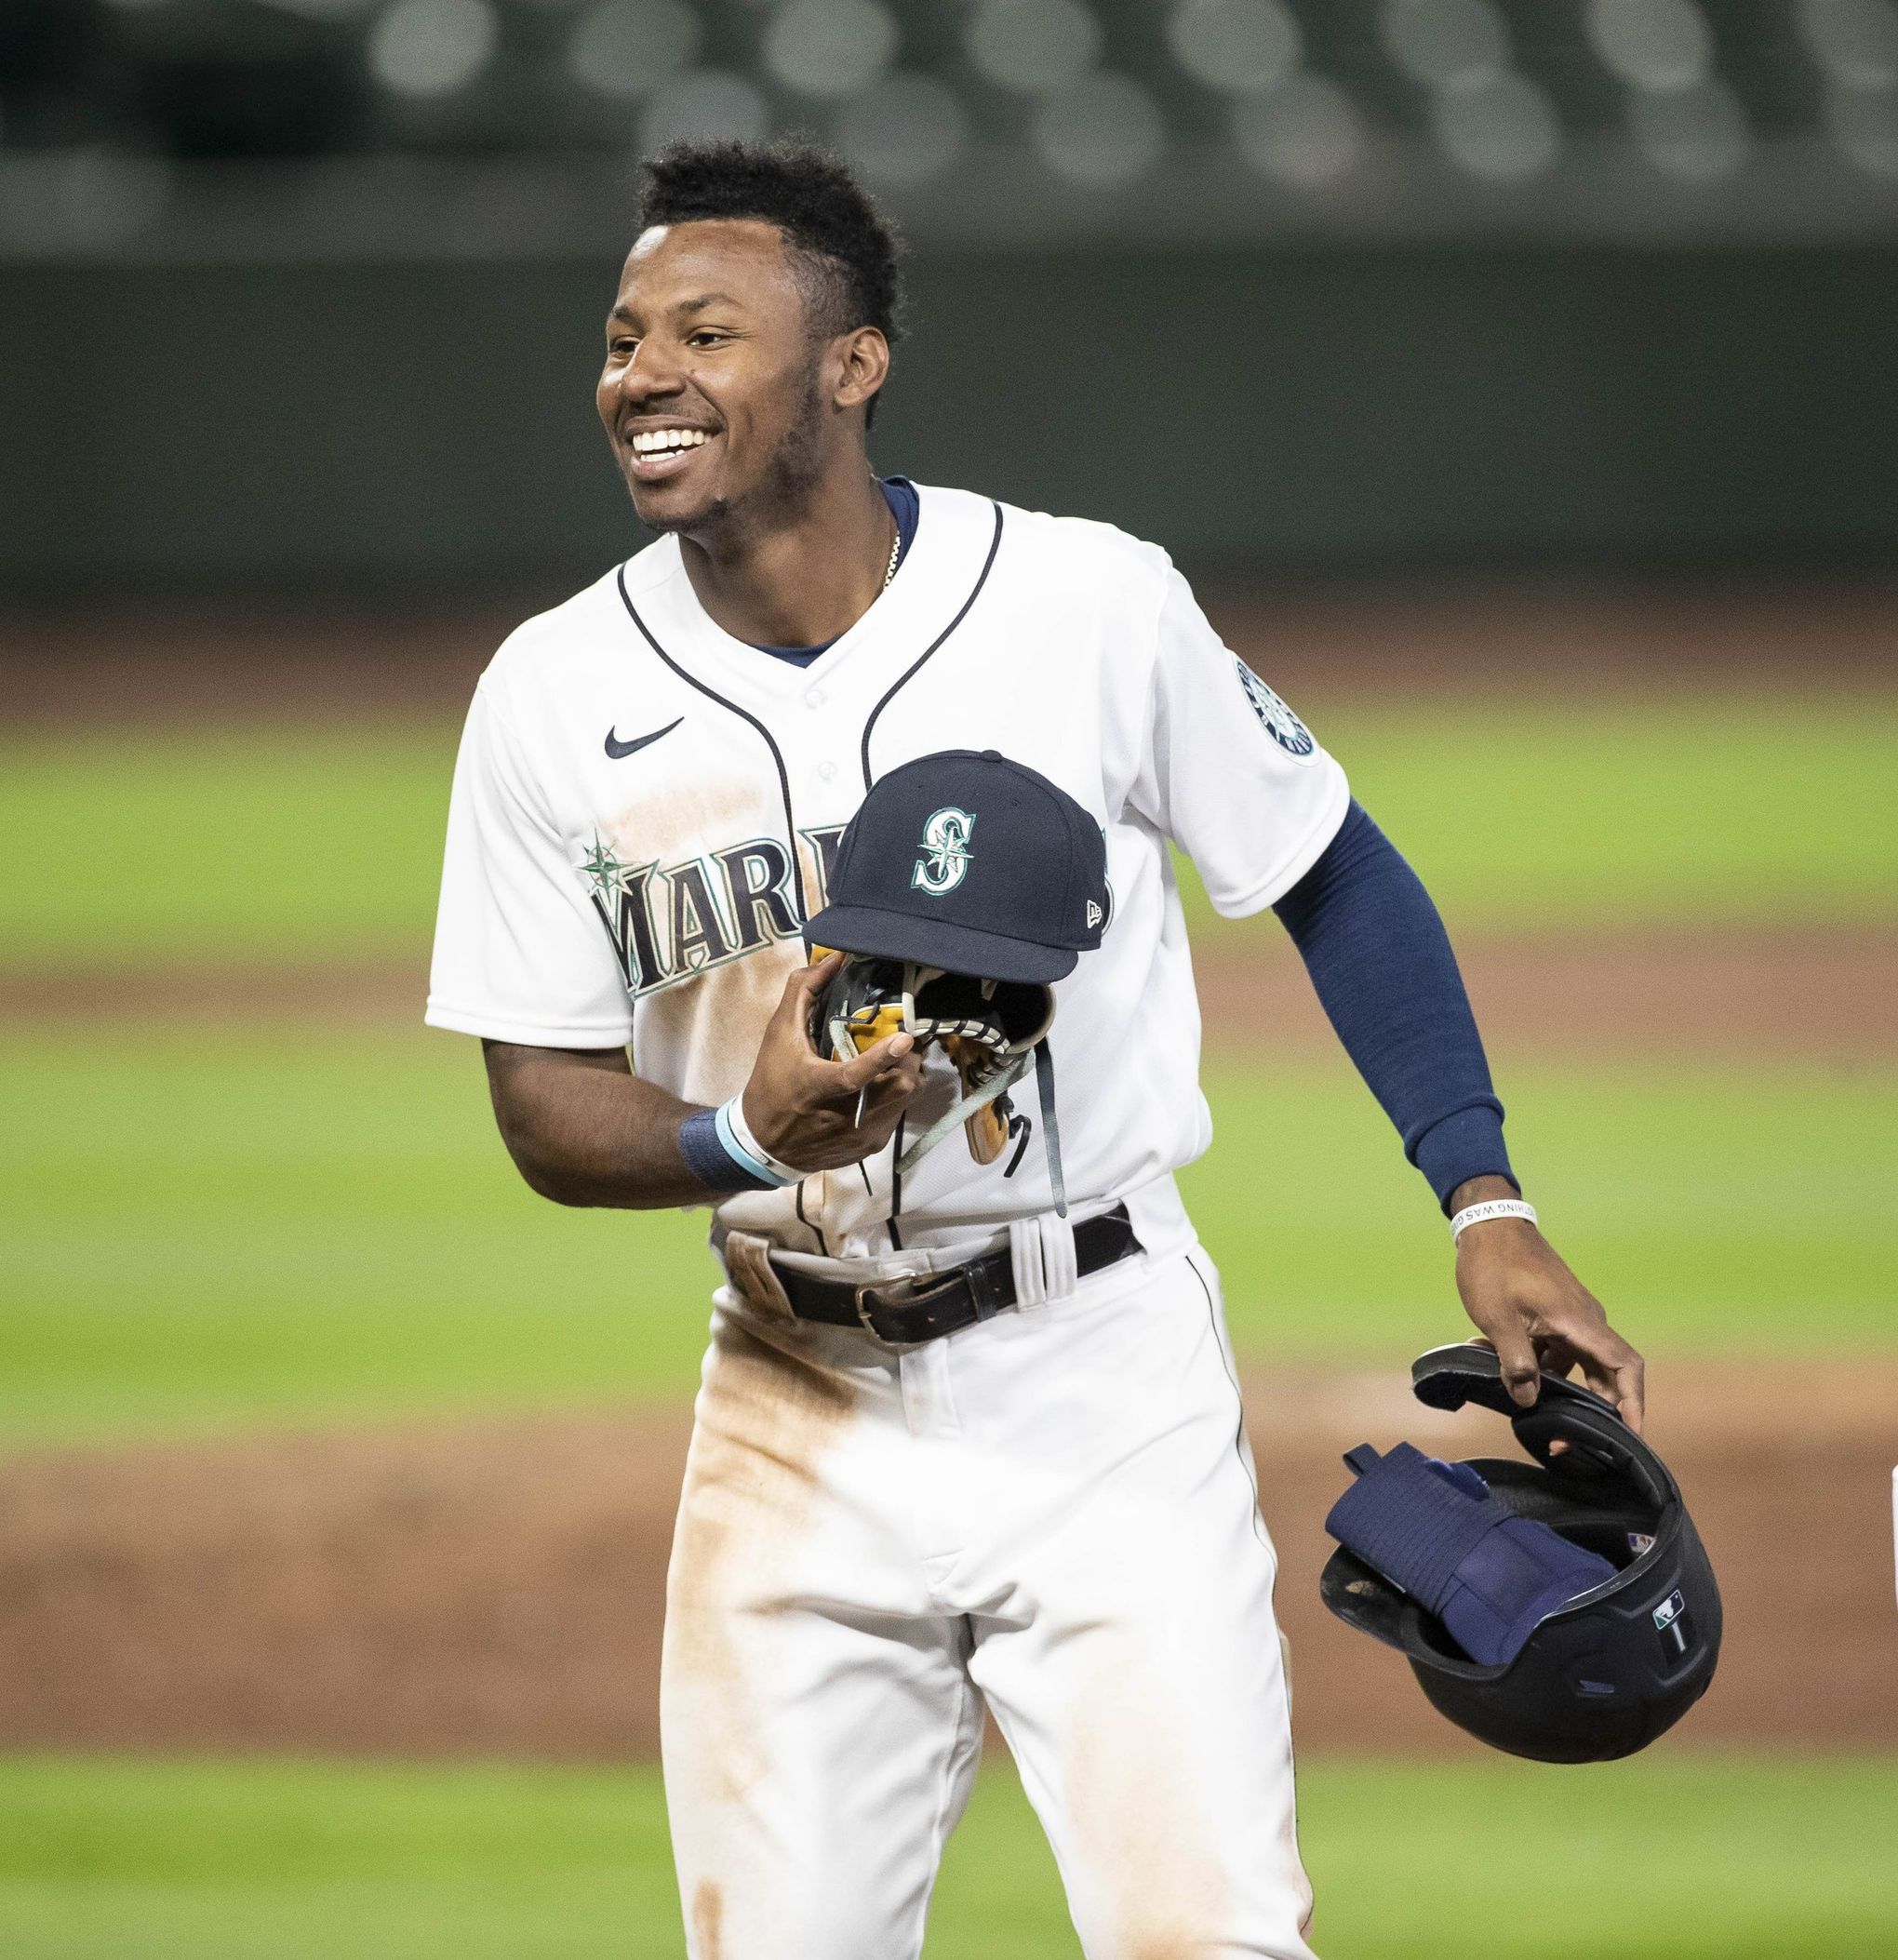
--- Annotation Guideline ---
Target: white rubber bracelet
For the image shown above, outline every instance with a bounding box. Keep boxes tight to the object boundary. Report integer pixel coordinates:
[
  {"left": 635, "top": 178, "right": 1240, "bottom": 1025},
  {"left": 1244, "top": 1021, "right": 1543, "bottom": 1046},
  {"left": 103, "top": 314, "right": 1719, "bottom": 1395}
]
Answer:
[
  {"left": 717, "top": 1096, "right": 804, "bottom": 1189},
  {"left": 1450, "top": 1198, "right": 1538, "bottom": 1241}
]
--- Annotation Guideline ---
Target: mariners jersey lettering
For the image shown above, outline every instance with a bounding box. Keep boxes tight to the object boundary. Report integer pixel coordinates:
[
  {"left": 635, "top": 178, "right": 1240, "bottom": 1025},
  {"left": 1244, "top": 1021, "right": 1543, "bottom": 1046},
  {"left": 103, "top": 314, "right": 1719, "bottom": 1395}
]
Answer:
[{"left": 427, "top": 483, "right": 1349, "bottom": 1260}]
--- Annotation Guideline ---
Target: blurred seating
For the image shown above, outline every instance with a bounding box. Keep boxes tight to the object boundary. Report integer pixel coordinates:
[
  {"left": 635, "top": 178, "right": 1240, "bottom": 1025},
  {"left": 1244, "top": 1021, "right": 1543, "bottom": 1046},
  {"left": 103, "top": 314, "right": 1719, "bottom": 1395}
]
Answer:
[{"left": 3, "top": 0, "right": 1895, "bottom": 250}]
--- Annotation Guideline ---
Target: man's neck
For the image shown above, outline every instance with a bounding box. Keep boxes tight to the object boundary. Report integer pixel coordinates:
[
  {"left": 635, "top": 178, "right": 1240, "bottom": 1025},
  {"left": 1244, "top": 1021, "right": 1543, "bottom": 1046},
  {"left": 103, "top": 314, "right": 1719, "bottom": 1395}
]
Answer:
[{"left": 677, "top": 465, "right": 896, "bottom": 649}]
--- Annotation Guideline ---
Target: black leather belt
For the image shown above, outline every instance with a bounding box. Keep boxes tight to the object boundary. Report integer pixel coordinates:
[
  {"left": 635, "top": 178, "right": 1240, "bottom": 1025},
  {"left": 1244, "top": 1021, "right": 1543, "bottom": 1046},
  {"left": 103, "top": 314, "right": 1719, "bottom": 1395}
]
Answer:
[{"left": 772, "top": 1204, "right": 1142, "bottom": 1345}]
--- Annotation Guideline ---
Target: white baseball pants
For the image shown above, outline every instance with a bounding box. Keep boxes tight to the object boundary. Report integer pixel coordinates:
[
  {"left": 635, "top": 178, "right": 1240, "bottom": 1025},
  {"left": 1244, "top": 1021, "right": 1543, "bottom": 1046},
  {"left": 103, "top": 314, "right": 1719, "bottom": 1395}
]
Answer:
[{"left": 661, "top": 1238, "right": 1318, "bottom": 1960}]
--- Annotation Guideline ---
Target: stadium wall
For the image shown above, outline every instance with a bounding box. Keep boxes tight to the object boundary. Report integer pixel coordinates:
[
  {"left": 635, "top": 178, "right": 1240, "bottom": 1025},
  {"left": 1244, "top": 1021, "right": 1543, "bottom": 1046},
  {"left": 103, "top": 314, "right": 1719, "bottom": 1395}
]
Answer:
[{"left": 5, "top": 243, "right": 1894, "bottom": 596}]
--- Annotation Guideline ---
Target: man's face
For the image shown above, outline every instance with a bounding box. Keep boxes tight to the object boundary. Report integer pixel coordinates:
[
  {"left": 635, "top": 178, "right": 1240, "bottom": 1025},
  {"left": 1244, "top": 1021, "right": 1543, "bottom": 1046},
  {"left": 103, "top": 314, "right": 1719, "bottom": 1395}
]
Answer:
[{"left": 597, "top": 218, "right": 831, "bottom": 535}]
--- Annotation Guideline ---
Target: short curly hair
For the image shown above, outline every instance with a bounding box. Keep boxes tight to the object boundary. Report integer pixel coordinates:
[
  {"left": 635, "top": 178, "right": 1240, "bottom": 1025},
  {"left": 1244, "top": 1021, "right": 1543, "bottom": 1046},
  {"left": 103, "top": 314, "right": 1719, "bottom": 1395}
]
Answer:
[{"left": 636, "top": 139, "right": 905, "bottom": 422}]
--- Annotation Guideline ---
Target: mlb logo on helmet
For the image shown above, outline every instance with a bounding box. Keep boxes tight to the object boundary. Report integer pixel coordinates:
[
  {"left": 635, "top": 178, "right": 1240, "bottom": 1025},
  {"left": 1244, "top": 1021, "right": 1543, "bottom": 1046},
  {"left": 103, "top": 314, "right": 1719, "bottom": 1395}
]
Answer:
[{"left": 1652, "top": 1587, "right": 1692, "bottom": 1660}]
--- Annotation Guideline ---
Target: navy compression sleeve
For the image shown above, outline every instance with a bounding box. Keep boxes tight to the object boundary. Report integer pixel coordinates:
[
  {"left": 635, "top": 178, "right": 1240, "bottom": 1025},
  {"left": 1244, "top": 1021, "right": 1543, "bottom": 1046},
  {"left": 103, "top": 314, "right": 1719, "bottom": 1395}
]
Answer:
[{"left": 1271, "top": 801, "right": 1517, "bottom": 1212}]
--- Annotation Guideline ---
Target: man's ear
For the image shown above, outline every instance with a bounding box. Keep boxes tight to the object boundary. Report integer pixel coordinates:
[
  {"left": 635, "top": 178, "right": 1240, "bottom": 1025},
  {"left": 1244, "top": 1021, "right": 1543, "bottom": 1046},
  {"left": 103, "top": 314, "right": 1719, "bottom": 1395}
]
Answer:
[{"left": 831, "top": 326, "right": 890, "bottom": 414}]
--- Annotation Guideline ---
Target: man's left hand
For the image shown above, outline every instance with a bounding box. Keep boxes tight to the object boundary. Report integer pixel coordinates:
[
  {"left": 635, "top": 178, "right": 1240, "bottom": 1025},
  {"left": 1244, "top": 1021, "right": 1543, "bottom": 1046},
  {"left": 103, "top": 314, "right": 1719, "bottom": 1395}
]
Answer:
[{"left": 1449, "top": 1177, "right": 1645, "bottom": 1434}]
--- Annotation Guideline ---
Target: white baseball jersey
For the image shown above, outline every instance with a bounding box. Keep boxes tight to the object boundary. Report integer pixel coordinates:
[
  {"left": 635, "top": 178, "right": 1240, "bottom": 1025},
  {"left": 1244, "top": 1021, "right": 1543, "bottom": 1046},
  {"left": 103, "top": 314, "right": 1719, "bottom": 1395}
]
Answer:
[
  {"left": 427, "top": 482, "right": 1348, "bottom": 1258},
  {"left": 430, "top": 481, "right": 1350, "bottom": 1959}
]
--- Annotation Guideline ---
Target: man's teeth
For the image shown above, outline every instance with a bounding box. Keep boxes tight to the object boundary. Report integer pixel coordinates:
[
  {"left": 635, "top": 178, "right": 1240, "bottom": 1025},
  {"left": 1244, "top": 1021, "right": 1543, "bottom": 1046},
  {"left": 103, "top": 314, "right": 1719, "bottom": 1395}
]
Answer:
[{"left": 631, "top": 429, "right": 711, "bottom": 456}]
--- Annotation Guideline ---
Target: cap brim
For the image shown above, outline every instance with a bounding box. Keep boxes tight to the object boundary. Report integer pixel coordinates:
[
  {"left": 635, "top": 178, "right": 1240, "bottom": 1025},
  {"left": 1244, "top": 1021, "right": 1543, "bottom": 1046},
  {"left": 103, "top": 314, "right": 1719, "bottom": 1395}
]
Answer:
[{"left": 803, "top": 904, "right": 1078, "bottom": 984}]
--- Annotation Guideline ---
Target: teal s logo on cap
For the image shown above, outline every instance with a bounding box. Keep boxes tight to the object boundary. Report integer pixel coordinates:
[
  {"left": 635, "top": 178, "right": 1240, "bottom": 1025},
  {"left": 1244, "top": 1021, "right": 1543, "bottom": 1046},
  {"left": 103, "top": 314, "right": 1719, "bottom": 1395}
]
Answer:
[{"left": 912, "top": 807, "right": 975, "bottom": 895}]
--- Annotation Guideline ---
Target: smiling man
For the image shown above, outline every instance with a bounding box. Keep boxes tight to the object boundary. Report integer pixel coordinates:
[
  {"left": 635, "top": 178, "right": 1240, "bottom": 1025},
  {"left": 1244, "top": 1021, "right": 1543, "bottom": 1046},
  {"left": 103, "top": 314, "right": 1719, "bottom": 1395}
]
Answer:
[{"left": 426, "top": 140, "right": 1644, "bottom": 1960}]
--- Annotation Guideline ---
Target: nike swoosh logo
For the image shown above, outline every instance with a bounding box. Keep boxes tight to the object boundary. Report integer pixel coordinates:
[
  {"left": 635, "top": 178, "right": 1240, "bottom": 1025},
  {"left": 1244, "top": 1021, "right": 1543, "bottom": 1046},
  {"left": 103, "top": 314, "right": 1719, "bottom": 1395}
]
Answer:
[{"left": 605, "top": 717, "right": 683, "bottom": 761}]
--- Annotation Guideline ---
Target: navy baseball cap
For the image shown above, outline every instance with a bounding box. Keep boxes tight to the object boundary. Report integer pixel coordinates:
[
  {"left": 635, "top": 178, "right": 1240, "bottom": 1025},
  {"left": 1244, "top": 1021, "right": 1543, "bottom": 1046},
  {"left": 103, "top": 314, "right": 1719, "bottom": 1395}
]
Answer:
[{"left": 804, "top": 751, "right": 1108, "bottom": 984}]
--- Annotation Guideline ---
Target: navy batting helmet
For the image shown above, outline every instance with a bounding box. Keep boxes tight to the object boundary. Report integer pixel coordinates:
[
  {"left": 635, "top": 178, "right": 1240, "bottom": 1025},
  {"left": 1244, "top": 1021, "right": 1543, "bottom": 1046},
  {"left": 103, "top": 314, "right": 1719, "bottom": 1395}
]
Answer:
[{"left": 1319, "top": 1342, "right": 1721, "bottom": 1763}]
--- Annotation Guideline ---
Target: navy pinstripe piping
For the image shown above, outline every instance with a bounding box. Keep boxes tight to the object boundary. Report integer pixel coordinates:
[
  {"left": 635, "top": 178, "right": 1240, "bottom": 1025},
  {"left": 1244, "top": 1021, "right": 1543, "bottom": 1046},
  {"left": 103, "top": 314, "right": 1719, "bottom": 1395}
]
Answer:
[
  {"left": 617, "top": 505, "right": 1004, "bottom": 1253},
  {"left": 856, "top": 498, "right": 1002, "bottom": 1241},
  {"left": 615, "top": 567, "right": 812, "bottom": 920},
  {"left": 1186, "top": 1250, "right": 1273, "bottom": 1552},
  {"left": 859, "top": 500, "right": 1005, "bottom": 791}
]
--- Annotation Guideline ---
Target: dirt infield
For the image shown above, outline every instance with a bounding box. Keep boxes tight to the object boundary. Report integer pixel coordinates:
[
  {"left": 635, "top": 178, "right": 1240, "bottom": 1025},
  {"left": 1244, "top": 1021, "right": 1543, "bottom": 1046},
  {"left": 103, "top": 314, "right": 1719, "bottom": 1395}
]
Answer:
[
  {"left": 1199, "top": 927, "right": 1898, "bottom": 1064},
  {"left": 4, "top": 927, "right": 1892, "bottom": 1065},
  {"left": 1, "top": 1363, "right": 1890, "bottom": 1763}
]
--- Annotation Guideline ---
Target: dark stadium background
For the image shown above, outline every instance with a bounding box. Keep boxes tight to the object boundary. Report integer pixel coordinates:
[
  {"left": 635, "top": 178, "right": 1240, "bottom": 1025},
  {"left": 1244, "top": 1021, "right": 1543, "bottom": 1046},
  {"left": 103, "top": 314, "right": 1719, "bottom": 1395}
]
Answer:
[{"left": 6, "top": 0, "right": 1898, "bottom": 593}]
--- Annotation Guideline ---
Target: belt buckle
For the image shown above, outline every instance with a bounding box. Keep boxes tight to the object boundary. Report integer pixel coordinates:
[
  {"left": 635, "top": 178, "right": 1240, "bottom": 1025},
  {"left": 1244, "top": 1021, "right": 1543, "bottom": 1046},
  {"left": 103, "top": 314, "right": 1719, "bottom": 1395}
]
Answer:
[{"left": 852, "top": 1268, "right": 960, "bottom": 1344}]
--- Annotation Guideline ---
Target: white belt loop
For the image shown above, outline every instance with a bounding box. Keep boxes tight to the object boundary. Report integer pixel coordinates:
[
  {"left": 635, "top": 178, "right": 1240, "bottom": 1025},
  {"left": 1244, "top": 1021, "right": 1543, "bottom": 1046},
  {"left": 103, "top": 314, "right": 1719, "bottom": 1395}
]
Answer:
[
  {"left": 1038, "top": 1212, "right": 1078, "bottom": 1300},
  {"left": 1008, "top": 1217, "right": 1049, "bottom": 1307},
  {"left": 1010, "top": 1211, "right": 1078, "bottom": 1308}
]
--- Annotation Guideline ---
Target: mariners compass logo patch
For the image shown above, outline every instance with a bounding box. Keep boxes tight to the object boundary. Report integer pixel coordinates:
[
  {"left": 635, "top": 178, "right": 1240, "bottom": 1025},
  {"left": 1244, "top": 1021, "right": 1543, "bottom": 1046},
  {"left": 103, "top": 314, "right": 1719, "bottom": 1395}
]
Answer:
[
  {"left": 1235, "top": 659, "right": 1317, "bottom": 763},
  {"left": 912, "top": 807, "right": 976, "bottom": 895}
]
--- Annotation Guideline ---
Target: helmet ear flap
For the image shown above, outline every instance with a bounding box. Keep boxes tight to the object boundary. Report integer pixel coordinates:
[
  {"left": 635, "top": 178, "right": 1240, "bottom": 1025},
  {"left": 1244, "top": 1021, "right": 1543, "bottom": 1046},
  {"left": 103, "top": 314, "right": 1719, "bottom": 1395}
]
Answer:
[
  {"left": 1511, "top": 1404, "right": 1625, "bottom": 1479},
  {"left": 1413, "top": 1344, "right": 1675, "bottom": 1511},
  {"left": 1510, "top": 1400, "right": 1675, "bottom": 1511}
]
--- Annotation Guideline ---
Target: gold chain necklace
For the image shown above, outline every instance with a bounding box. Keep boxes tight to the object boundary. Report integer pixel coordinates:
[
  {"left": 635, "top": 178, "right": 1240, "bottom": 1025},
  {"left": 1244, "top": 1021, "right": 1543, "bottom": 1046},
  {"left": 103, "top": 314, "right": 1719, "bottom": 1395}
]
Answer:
[{"left": 882, "top": 525, "right": 902, "bottom": 590}]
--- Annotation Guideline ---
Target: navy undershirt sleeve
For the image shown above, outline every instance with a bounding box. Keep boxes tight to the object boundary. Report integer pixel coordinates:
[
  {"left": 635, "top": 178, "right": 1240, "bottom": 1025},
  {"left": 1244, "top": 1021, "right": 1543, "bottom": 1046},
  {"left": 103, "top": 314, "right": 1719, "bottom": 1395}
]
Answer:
[{"left": 1271, "top": 800, "right": 1517, "bottom": 1212}]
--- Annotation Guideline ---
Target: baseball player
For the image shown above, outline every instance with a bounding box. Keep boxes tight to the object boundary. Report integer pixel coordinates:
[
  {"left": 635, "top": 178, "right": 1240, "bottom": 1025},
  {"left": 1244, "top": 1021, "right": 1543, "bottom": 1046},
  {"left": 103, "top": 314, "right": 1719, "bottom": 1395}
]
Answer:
[{"left": 427, "top": 140, "right": 1646, "bottom": 1959}]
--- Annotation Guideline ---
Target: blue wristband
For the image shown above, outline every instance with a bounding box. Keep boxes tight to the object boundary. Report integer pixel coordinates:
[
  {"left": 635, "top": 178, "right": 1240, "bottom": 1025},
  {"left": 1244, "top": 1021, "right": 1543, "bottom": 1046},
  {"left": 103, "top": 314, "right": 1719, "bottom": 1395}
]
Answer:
[
  {"left": 713, "top": 1099, "right": 799, "bottom": 1188},
  {"left": 677, "top": 1107, "right": 773, "bottom": 1193}
]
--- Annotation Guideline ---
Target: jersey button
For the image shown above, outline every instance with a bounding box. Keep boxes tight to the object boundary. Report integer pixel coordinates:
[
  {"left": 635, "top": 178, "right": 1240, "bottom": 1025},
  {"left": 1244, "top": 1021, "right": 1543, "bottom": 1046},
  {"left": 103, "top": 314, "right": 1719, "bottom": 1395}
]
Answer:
[
  {"left": 817, "top": 760, "right": 837, "bottom": 781},
  {"left": 804, "top": 687, "right": 824, "bottom": 709}
]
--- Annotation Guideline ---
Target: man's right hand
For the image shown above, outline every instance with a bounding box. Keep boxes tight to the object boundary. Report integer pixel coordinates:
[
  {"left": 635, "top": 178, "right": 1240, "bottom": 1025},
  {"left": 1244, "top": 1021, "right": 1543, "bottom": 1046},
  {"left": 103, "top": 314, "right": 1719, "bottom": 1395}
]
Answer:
[{"left": 741, "top": 953, "right": 926, "bottom": 1172}]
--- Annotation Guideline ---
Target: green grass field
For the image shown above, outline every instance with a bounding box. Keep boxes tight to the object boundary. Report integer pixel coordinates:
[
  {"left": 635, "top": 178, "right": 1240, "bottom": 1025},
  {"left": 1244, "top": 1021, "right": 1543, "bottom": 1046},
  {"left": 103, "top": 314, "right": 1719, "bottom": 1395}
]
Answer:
[
  {"left": 3, "top": 686, "right": 1889, "bottom": 1444},
  {"left": 2, "top": 691, "right": 1891, "bottom": 1953},
  {"left": 3, "top": 695, "right": 1893, "bottom": 968},
  {"left": 1, "top": 1026, "right": 1891, "bottom": 1444},
  {"left": 0, "top": 1753, "right": 1891, "bottom": 1959}
]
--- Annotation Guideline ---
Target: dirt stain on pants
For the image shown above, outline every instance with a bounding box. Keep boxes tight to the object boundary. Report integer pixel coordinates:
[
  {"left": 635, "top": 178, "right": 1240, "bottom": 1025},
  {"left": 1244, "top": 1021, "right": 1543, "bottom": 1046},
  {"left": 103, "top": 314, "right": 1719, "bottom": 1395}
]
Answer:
[
  {"left": 690, "top": 1879, "right": 725, "bottom": 1960},
  {"left": 662, "top": 1305, "right": 861, "bottom": 1953}
]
